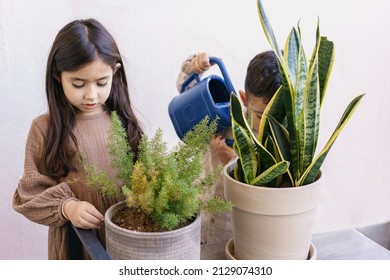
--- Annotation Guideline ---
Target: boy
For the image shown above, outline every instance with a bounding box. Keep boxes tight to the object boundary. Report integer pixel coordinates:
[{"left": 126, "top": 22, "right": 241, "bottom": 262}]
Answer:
[{"left": 176, "top": 51, "right": 281, "bottom": 245}]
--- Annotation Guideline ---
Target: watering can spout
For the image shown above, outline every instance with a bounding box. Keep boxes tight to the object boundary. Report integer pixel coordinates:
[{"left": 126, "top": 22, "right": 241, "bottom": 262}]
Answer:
[{"left": 168, "top": 57, "right": 236, "bottom": 144}]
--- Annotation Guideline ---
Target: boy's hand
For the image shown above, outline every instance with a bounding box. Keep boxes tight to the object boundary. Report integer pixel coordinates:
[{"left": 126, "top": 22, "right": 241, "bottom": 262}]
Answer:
[
  {"left": 190, "top": 52, "right": 211, "bottom": 74},
  {"left": 210, "top": 135, "right": 237, "bottom": 165},
  {"left": 63, "top": 200, "right": 104, "bottom": 229}
]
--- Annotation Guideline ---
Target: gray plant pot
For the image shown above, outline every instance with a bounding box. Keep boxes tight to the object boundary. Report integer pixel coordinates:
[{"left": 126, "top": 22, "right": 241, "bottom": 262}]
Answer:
[{"left": 105, "top": 201, "right": 201, "bottom": 260}]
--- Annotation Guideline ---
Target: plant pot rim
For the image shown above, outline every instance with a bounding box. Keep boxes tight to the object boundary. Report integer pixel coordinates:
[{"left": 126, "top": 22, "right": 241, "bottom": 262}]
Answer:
[
  {"left": 223, "top": 159, "right": 323, "bottom": 215},
  {"left": 224, "top": 158, "right": 324, "bottom": 191},
  {"left": 105, "top": 201, "right": 200, "bottom": 237}
]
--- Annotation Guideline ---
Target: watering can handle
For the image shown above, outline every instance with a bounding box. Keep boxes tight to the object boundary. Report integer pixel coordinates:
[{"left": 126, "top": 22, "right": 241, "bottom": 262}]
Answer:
[
  {"left": 209, "top": 57, "right": 236, "bottom": 95},
  {"left": 180, "top": 56, "right": 236, "bottom": 95},
  {"left": 180, "top": 73, "right": 201, "bottom": 93}
]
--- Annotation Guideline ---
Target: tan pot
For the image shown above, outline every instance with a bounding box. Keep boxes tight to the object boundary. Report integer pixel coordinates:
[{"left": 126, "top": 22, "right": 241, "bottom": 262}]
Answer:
[
  {"left": 105, "top": 201, "right": 201, "bottom": 260},
  {"left": 224, "top": 160, "right": 323, "bottom": 260}
]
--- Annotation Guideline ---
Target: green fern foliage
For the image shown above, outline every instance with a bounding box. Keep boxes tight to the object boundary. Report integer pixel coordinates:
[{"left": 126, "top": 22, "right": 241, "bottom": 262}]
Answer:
[{"left": 84, "top": 112, "right": 232, "bottom": 231}]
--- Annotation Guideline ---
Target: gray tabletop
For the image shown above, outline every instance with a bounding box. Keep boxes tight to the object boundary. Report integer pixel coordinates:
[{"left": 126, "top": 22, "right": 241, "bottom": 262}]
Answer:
[{"left": 201, "top": 228, "right": 390, "bottom": 260}]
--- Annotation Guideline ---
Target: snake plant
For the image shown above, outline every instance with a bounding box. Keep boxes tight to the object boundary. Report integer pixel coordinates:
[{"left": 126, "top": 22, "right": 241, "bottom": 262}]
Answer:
[{"left": 231, "top": 0, "right": 364, "bottom": 187}]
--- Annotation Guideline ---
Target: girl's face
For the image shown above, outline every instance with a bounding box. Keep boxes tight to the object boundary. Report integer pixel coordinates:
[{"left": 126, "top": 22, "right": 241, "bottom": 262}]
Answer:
[{"left": 61, "top": 58, "right": 118, "bottom": 116}]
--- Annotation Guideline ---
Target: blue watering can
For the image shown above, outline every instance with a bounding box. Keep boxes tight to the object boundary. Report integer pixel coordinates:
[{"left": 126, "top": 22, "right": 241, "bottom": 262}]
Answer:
[{"left": 168, "top": 57, "right": 236, "bottom": 144}]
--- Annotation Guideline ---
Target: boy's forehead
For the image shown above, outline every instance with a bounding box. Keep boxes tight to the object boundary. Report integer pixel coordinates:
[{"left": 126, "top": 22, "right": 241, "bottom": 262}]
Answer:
[
  {"left": 247, "top": 95, "right": 268, "bottom": 112},
  {"left": 247, "top": 94, "right": 268, "bottom": 104}
]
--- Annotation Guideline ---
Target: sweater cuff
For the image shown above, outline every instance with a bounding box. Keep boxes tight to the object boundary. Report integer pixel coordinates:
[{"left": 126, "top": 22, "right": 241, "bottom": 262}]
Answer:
[
  {"left": 181, "top": 53, "right": 197, "bottom": 75},
  {"left": 61, "top": 198, "right": 79, "bottom": 220}
]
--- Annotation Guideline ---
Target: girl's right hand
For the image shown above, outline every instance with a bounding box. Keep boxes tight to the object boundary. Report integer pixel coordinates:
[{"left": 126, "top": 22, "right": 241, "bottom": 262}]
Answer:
[
  {"left": 190, "top": 52, "right": 211, "bottom": 74},
  {"left": 63, "top": 200, "right": 104, "bottom": 229}
]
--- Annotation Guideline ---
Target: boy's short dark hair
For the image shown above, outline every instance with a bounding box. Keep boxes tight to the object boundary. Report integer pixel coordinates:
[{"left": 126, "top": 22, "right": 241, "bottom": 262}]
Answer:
[{"left": 244, "top": 50, "right": 281, "bottom": 103}]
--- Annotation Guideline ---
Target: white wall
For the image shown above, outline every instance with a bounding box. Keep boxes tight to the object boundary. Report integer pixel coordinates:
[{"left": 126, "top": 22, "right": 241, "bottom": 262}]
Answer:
[{"left": 1, "top": 0, "right": 389, "bottom": 259}]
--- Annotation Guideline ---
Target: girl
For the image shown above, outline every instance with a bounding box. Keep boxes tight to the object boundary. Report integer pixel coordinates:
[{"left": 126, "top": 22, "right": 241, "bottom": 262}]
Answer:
[{"left": 13, "top": 19, "right": 143, "bottom": 259}]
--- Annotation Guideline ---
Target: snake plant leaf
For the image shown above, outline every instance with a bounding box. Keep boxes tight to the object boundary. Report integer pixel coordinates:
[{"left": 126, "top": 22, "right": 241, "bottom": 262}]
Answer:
[
  {"left": 231, "top": 93, "right": 278, "bottom": 181},
  {"left": 231, "top": 93, "right": 275, "bottom": 168},
  {"left": 318, "top": 36, "right": 335, "bottom": 106},
  {"left": 232, "top": 119, "right": 278, "bottom": 184},
  {"left": 308, "top": 19, "right": 321, "bottom": 68},
  {"left": 247, "top": 106, "right": 254, "bottom": 133},
  {"left": 257, "top": 0, "right": 295, "bottom": 100},
  {"left": 239, "top": 0, "right": 365, "bottom": 188},
  {"left": 279, "top": 32, "right": 301, "bottom": 181},
  {"left": 298, "top": 94, "right": 364, "bottom": 186},
  {"left": 253, "top": 135, "right": 279, "bottom": 171},
  {"left": 258, "top": 0, "right": 299, "bottom": 178},
  {"left": 258, "top": 85, "right": 284, "bottom": 143},
  {"left": 245, "top": 87, "right": 288, "bottom": 173},
  {"left": 294, "top": 26, "right": 308, "bottom": 119},
  {"left": 250, "top": 160, "right": 290, "bottom": 186},
  {"left": 284, "top": 25, "right": 310, "bottom": 181},
  {"left": 283, "top": 82, "right": 299, "bottom": 181},
  {"left": 285, "top": 27, "right": 300, "bottom": 88},
  {"left": 257, "top": 0, "right": 283, "bottom": 61},
  {"left": 299, "top": 35, "right": 321, "bottom": 175},
  {"left": 267, "top": 114, "right": 294, "bottom": 186},
  {"left": 267, "top": 114, "right": 291, "bottom": 163},
  {"left": 230, "top": 93, "right": 251, "bottom": 132},
  {"left": 264, "top": 135, "right": 280, "bottom": 162},
  {"left": 233, "top": 157, "right": 245, "bottom": 183},
  {"left": 232, "top": 124, "right": 257, "bottom": 183},
  {"left": 231, "top": 95, "right": 257, "bottom": 182}
]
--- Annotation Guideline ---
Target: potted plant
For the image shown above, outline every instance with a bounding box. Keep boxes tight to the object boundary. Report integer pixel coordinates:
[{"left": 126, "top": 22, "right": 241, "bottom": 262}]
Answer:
[
  {"left": 224, "top": 0, "right": 364, "bottom": 260},
  {"left": 83, "top": 112, "right": 232, "bottom": 260}
]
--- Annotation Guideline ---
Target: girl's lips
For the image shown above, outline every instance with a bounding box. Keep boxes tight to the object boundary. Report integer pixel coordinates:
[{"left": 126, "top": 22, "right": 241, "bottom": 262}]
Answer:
[{"left": 83, "top": 103, "right": 98, "bottom": 109}]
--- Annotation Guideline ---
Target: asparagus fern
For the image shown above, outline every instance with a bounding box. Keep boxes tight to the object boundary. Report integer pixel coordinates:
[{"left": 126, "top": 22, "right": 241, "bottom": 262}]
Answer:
[{"left": 84, "top": 112, "right": 232, "bottom": 230}]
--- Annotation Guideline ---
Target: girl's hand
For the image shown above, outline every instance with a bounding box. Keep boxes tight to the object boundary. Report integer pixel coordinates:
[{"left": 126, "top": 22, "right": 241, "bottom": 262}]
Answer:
[
  {"left": 210, "top": 135, "right": 237, "bottom": 165},
  {"left": 190, "top": 52, "right": 211, "bottom": 74},
  {"left": 63, "top": 200, "right": 104, "bottom": 229}
]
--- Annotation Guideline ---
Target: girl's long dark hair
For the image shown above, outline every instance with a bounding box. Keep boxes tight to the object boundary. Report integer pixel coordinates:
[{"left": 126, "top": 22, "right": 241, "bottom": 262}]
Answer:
[{"left": 44, "top": 18, "right": 143, "bottom": 179}]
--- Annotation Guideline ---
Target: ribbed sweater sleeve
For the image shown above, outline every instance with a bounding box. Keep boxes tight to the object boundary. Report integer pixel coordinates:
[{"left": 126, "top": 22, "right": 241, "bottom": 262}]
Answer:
[
  {"left": 13, "top": 115, "right": 76, "bottom": 227},
  {"left": 13, "top": 111, "right": 122, "bottom": 259},
  {"left": 176, "top": 53, "right": 197, "bottom": 92}
]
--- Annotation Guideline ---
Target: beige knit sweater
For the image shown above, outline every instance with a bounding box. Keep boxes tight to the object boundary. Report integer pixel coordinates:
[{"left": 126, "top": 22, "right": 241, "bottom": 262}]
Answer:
[{"left": 13, "top": 110, "right": 121, "bottom": 259}]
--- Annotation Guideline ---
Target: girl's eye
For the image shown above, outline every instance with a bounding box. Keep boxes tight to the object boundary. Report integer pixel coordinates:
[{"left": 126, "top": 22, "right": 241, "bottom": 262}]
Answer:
[
  {"left": 72, "top": 83, "right": 84, "bottom": 88},
  {"left": 97, "top": 81, "right": 108, "bottom": 87}
]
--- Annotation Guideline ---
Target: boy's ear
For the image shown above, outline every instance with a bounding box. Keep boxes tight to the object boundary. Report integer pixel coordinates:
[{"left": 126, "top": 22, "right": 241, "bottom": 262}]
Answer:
[
  {"left": 239, "top": 90, "right": 248, "bottom": 106},
  {"left": 113, "top": 63, "right": 121, "bottom": 75}
]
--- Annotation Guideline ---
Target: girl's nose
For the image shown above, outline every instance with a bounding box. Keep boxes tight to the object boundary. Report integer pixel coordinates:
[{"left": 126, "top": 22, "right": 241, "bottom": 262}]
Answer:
[{"left": 84, "top": 87, "right": 98, "bottom": 100}]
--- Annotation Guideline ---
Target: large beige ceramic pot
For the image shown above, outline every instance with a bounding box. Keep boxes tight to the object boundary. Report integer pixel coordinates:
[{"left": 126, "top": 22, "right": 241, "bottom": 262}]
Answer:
[
  {"left": 105, "top": 201, "right": 201, "bottom": 260},
  {"left": 224, "top": 160, "right": 323, "bottom": 260}
]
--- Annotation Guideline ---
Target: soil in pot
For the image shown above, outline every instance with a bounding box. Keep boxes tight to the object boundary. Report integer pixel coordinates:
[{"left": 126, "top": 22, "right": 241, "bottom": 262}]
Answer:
[{"left": 111, "top": 206, "right": 194, "bottom": 232}]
